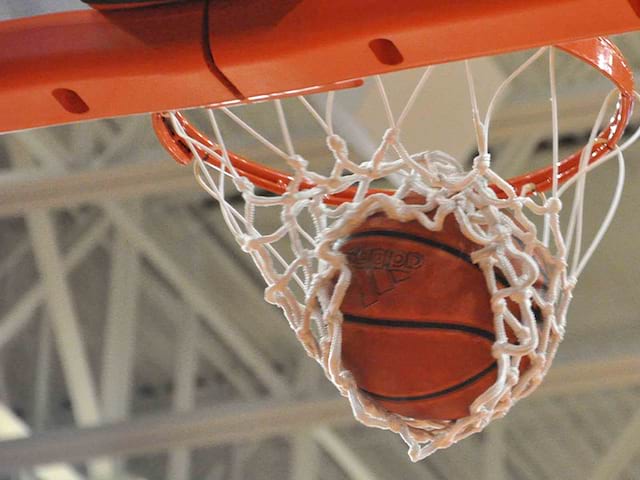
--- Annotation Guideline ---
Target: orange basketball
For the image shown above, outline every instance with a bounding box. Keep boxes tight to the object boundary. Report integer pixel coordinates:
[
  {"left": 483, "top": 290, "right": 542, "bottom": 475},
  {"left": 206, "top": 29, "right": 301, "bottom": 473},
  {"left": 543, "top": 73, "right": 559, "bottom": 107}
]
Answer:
[{"left": 339, "top": 212, "right": 500, "bottom": 421}]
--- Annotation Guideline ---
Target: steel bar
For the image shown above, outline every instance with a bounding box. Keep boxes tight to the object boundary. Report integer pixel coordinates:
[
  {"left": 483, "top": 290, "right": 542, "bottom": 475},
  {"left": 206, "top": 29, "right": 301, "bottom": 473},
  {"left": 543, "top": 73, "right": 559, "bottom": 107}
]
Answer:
[
  {"left": 589, "top": 406, "right": 640, "bottom": 480},
  {"left": 101, "top": 226, "right": 141, "bottom": 422},
  {"left": 167, "top": 311, "right": 199, "bottom": 480},
  {"left": 0, "top": 404, "right": 84, "bottom": 480},
  {"left": 0, "top": 397, "right": 354, "bottom": 473},
  {"left": 483, "top": 422, "right": 506, "bottom": 480},
  {"left": 107, "top": 205, "right": 384, "bottom": 479},
  {"left": 0, "top": 218, "right": 109, "bottom": 352},
  {"left": 0, "top": 159, "right": 195, "bottom": 218}
]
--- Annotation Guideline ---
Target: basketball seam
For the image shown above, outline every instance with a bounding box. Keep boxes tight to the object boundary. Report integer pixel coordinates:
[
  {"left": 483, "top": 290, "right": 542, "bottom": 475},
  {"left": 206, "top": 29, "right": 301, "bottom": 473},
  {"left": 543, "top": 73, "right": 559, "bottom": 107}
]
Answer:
[
  {"left": 359, "top": 362, "right": 497, "bottom": 402},
  {"left": 343, "top": 314, "right": 495, "bottom": 341}
]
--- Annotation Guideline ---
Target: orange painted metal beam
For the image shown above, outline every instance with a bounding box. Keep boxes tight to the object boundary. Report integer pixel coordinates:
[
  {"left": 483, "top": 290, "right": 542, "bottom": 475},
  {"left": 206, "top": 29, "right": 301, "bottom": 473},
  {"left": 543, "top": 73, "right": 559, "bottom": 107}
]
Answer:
[
  {"left": 208, "top": 0, "right": 640, "bottom": 98},
  {"left": 1, "top": 0, "right": 639, "bottom": 133},
  {"left": 0, "top": 2, "right": 232, "bottom": 132}
]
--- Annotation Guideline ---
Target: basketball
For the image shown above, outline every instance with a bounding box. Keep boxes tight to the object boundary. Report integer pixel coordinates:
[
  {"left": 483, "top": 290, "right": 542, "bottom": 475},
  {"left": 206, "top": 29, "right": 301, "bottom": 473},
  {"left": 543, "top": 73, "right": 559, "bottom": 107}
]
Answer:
[{"left": 339, "top": 212, "right": 502, "bottom": 421}]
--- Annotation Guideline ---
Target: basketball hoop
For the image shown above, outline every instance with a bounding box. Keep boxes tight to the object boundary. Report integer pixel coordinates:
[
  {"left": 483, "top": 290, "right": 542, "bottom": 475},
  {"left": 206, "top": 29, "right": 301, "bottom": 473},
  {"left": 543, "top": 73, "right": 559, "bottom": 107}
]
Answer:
[{"left": 153, "top": 37, "right": 639, "bottom": 459}]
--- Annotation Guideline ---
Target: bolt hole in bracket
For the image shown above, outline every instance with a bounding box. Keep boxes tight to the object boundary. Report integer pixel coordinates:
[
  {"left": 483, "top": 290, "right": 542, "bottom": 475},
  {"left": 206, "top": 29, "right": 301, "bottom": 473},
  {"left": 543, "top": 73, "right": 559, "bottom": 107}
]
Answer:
[
  {"left": 369, "top": 38, "right": 404, "bottom": 65},
  {"left": 51, "top": 88, "right": 90, "bottom": 114}
]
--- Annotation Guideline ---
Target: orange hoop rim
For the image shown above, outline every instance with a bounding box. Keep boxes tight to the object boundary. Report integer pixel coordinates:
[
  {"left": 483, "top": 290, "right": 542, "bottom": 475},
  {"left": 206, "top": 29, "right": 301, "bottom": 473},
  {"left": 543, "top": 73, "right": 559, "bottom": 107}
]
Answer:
[{"left": 153, "top": 37, "right": 635, "bottom": 205}]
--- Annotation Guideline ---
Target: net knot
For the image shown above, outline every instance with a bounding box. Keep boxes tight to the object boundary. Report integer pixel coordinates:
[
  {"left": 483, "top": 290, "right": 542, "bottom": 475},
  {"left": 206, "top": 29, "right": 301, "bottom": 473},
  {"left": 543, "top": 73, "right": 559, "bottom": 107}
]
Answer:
[
  {"left": 281, "top": 192, "right": 299, "bottom": 206},
  {"left": 286, "top": 153, "right": 308, "bottom": 170},
  {"left": 473, "top": 153, "right": 491, "bottom": 173},
  {"left": 540, "top": 304, "right": 553, "bottom": 317},
  {"left": 338, "top": 369, "right": 357, "bottom": 391},
  {"left": 264, "top": 284, "right": 279, "bottom": 304},
  {"left": 386, "top": 415, "right": 406, "bottom": 432},
  {"left": 382, "top": 127, "right": 400, "bottom": 144},
  {"left": 491, "top": 298, "right": 507, "bottom": 315},
  {"left": 494, "top": 224, "right": 512, "bottom": 242},
  {"left": 473, "top": 405, "right": 492, "bottom": 418},
  {"left": 232, "top": 176, "right": 254, "bottom": 194},
  {"left": 240, "top": 235, "right": 261, "bottom": 252},
  {"left": 509, "top": 287, "right": 532, "bottom": 304},
  {"left": 508, "top": 365, "right": 521, "bottom": 383},
  {"left": 546, "top": 197, "right": 562, "bottom": 214},
  {"left": 327, "top": 134, "right": 348, "bottom": 154},
  {"left": 423, "top": 151, "right": 463, "bottom": 177}
]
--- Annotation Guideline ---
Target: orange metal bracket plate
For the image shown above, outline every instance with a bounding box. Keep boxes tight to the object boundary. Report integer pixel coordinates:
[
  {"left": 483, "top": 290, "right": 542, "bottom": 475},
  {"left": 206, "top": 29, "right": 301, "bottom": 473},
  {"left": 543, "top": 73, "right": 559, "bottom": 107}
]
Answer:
[
  {"left": 0, "top": 2, "right": 234, "bottom": 133},
  {"left": 208, "top": 0, "right": 640, "bottom": 98},
  {"left": 1, "top": 0, "right": 639, "bottom": 133}
]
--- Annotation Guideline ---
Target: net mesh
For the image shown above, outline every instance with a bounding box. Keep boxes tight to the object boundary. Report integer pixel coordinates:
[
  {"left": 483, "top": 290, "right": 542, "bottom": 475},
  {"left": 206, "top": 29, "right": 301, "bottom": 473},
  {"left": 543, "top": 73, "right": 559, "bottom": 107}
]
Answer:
[{"left": 162, "top": 47, "right": 637, "bottom": 460}]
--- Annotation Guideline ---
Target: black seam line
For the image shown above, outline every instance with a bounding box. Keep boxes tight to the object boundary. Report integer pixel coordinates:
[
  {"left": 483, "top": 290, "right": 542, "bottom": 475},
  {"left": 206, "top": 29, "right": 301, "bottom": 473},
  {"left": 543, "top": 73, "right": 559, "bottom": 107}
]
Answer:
[
  {"left": 202, "top": 0, "right": 244, "bottom": 99},
  {"left": 359, "top": 362, "right": 497, "bottom": 402},
  {"left": 343, "top": 315, "right": 495, "bottom": 341},
  {"left": 345, "top": 230, "right": 512, "bottom": 288}
]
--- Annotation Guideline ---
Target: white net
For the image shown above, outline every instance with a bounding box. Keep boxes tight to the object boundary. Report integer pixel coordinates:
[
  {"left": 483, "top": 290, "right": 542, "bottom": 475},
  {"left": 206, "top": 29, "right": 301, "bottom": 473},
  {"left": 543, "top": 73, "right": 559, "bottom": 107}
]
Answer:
[{"left": 161, "top": 46, "right": 639, "bottom": 460}]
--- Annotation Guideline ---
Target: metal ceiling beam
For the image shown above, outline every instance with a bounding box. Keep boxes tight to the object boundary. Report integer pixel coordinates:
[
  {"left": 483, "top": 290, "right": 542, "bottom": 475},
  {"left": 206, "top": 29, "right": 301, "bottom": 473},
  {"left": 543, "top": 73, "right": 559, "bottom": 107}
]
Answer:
[
  {"left": 0, "top": 396, "right": 355, "bottom": 473},
  {"left": 513, "top": 404, "right": 585, "bottom": 477},
  {"left": 105, "top": 203, "right": 291, "bottom": 393},
  {"left": 143, "top": 264, "right": 386, "bottom": 480},
  {"left": 15, "top": 121, "right": 381, "bottom": 480},
  {"left": 589, "top": 405, "right": 640, "bottom": 480},
  {"left": 310, "top": 428, "right": 383, "bottom": 480},
  {"left": 0, "top": 158, "right": 195, "bottom": 218},
  {"left": 492, "top": 134, "right": 543, "bottom": 180},
  {"left": 141, "top": 273, "right": 260, "bottom": 398},
  {"left": 7, "top": 144, "right": 102, "bottom": 421},
  {"left": 24, "top": 209, "right": 113, "bottom": 480},
  {"left": 290, "top": 434, "right": 318, "bottom": 480},
  {"left": 105, "top": 204, "right": 383, "bottom": 480},
  {"left": 100, "top": 222, "right": 142, "bottom": 477},
  {"left": 227, "top": 444, "right": 259, "bottom": 480},
  {"left": 506, "top": 417, "right": 562, "bottom": 479},
  {"left": 167, "top": 311, "right": 199, "bottom": 480},
  {"left": 0, "top": 218, "right": 109, "bottom": 353},
  {"left": 9, "top": 133, "right": 121, "bottom": 479},
  {"left": 32, "top": 318, "right": 52, "bottom": 432},
  {"left": 18, "top": 120, "right": 149, "bottom": 171},
  {"left": 165, "top": 207, "right": 298, "bottom": 367},
  {"left": 568, "top": 400, "right": 611, "bottom": 451},
  {"left": 0, "top": 404, "right": 84, "bottom": 480},
  {"left": 483, "top": 422, "right": 506, "bottom": 480},
  {"left": 101, "top": 228, "right": 140, "bottom": 424},
  {"left": 490, "top": 83, "right": 635, "bottom": 141},
  {"left": 386, "top": 440, "right": 440, "bottom": 480},
  {"left": 431, "top": 439, "right": 478, "bottom": 479},
  {"left": 159, "top": 208, "right": 400, "bottom": 480},
  {"left": 501, "top": 439, "right": 540, "bottom": 480},
  {"left": 541, "top": 400, "right": 597, "bottom": 462},
  {"left": 533, "top": 355, "right": 640, "bottom": 398}
]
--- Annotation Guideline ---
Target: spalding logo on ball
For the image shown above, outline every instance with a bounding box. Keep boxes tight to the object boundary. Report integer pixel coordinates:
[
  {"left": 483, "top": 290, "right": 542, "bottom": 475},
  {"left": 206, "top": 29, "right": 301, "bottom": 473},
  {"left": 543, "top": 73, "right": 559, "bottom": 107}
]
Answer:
[{"left": 339, "top": 212, "right": 513, "bottom": 421}]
